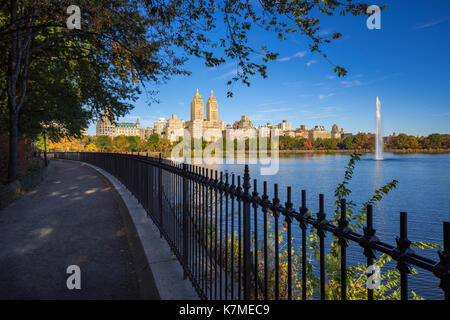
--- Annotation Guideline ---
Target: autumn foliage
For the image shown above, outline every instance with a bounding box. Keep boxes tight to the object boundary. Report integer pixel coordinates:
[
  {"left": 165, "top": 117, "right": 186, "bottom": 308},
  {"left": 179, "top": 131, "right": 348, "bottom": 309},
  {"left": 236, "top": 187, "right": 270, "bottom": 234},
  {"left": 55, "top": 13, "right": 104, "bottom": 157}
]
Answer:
[{"left": 47, "top": 134, "right": 172, "bottom": 154}]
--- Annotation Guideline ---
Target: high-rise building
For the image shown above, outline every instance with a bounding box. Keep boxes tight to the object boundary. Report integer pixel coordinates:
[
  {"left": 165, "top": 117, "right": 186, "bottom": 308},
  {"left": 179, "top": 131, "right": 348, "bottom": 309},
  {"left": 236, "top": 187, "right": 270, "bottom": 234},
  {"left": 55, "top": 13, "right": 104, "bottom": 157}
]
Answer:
[
  {"left": 278, "top": 120, "right": 292, "bottom": 131},
  {"left": 190, "top": 89, "right": 204, "bottom": 121},
  {"left": 166, "top": 114, "right": 185, "bottom": 142},
  {"left": 256, "top": 126, "right": 270, "bottom": 138},
  {"left": 206, "top": 90, "right": 219, "bottom": 122},
  {"left": 153, "top": 118, "right": 167, "bottom": 136},
  {"left": 139, "top": 127, "right": 154, "bottom": 140}
]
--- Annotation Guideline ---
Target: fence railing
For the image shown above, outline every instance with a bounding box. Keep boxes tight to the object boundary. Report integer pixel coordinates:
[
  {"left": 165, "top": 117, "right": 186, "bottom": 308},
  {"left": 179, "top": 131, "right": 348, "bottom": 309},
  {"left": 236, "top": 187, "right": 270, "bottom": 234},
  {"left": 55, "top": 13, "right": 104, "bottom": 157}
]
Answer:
[{"left": 51, "top": 152, "right": 450, "bottom": 300}]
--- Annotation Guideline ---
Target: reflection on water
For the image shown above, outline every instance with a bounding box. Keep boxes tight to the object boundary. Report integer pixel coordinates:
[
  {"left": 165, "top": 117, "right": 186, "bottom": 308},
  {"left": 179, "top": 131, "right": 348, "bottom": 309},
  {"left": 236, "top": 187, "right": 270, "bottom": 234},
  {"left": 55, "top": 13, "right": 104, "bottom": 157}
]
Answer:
[
  {"left": 372, "top": 158, "right": 389, "bottom": 229},
  {"left": 199, "top": 152, "right": 450, "bottom": 299}
]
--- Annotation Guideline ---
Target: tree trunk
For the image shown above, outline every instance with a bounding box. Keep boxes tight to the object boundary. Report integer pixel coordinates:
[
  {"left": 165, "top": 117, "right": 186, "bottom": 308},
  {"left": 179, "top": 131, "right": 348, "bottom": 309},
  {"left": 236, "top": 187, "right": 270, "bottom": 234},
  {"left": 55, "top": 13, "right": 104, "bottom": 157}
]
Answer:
[
  {"left": 8, "top": 109, "right": 19, "bottom": 182},
  {"left": 6, "top": 0, "right": 33, "bottom": 182}
]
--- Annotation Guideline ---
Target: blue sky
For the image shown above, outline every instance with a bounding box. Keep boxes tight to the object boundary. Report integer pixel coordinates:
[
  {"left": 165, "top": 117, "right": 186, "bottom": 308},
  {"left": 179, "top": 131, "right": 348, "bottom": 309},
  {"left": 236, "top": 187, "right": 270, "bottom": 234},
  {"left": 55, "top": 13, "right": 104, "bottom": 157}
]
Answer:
[{"left": 88, "top": 0, "right": 450, "bottom": 136}]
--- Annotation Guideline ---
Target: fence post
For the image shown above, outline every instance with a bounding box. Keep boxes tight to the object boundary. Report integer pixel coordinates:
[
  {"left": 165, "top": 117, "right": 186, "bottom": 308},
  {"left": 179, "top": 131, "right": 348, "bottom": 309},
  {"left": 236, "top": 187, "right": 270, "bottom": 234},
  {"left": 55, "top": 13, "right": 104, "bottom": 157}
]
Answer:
[
  {"left": 363, "top": 204, "right": 378, "bottom": 300},
  {"left": 434, "top": 221, "right": 450, "bottom": 300},
  {"left": 243, "top": 164, "right": 252, "bottom": 299},
  {"left": 393, "top": 212, "right": 412, "bottom": 300},
  {"left": 159, "top": 153, "right": 163, "bottom": 238},
  {"left": 284, "top": 187, "right": 294, "bottom": 300},
  {"left": 316, "top": 194, "right": 327, "bottom": 300},
  {"left": 182, "top": 163, "right": 189, "bottom": 279},
  {"left": 443, "top": 222, "right": 450, "bottom": 300},
  {"left": 338, "top": 198, "right": 349, "bottom": 301}
]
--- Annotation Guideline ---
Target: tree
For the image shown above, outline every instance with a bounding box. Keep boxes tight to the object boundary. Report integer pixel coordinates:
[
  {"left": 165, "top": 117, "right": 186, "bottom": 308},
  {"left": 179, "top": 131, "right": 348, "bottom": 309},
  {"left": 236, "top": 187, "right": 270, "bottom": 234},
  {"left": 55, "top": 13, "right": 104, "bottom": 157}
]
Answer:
[
  {"left": 127, "top": 136, "right": 140, "bottom": 151},
  {"left": 147, "top": 133, "right": 160, "bottom": 150},
  {"left": 202, "top": 139, "right": 208, "bottom": 150},
  {"left": 280, "top": 136, "right": 297, "bottom": 150},
  {"left": 85, "top": 143, "right": 97, "bottom": 152},
  {"left": 312, "top": 138, "right": 324, "bottom": 149},
  {"left": 94, "top": 136, "right": 112, "bottom": 150},
  {"left": 407, "top": 136, "right": 419, "bottom": 149},
  {"left": 323, "top": 138, "right": 338, "bottom": 150},
  {"left": 294, "top": 137, "right": 306, "bottom": 149},
  {"left": 391, "top": 134, "right": 419, "bottom": 149},
  {"left": 442, "top": 134, "right": 450, "bottom": 148},
  {"left": 342, "top": 135, "right": 355, "bottom": 150},
  {"left": 354, "top": 133, "right": 370, "bottom": 149},
  {"left": 113, "top": 135, "right": 130, "bottom": 152},
  {"left": 428, "top": 133, "right": 443, "bottom": 148},
  {"left": 304, "top": 139, "right": 313, "bottom": 150},
  {"left": 1, "top": 0, "right": 372, "bottom": 181}
]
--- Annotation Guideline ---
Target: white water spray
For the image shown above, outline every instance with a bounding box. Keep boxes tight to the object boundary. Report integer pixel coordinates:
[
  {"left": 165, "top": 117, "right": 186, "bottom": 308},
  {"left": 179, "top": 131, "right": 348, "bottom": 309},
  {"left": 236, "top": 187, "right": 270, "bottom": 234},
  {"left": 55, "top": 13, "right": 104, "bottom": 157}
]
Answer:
[{"left": 375, "top": 96, "right": 384, "bottom": 160}]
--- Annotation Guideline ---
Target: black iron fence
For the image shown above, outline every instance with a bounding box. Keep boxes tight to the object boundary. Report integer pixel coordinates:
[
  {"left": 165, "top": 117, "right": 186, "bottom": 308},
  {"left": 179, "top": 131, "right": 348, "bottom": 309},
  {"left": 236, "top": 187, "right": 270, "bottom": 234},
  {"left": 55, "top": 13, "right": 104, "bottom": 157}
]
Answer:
[{"left": 52, "top": 152, "right": 450, "bottom": 300}]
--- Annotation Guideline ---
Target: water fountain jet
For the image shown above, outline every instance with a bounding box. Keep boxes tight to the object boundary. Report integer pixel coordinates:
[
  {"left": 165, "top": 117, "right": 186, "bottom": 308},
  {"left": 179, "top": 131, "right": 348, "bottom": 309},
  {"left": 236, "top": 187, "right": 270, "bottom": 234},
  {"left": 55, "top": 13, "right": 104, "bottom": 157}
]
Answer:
[{"left": 375, "top": 96, "right": 384, "bottom": 160}]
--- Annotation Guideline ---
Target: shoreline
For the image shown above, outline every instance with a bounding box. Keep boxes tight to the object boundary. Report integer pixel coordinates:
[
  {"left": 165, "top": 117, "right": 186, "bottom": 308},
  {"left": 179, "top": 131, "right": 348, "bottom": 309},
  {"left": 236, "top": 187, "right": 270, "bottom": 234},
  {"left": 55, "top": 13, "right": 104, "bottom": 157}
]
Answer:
[
  {"left": 160, "top": 148, "right": 450, "bottom": 158},
  {"left": 276, "top": 148, "right": 450, "bottom": 154}
]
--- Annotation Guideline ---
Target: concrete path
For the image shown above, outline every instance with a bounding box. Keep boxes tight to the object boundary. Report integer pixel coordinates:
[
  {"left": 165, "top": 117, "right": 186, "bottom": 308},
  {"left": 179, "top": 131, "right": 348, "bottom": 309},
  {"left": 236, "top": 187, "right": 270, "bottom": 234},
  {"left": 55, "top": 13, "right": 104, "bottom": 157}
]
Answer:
[{"left": 0, "top": 160, "right": 159, "bottom": 299}]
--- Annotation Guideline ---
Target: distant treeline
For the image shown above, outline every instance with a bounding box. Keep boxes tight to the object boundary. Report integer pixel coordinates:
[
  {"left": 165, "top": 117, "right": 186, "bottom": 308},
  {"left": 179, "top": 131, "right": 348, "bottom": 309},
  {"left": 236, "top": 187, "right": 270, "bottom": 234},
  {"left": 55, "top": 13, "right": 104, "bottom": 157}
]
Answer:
[
  {"left": 278, "top": 133, "right": 450, "bottom": 151},
  {"left": 41, "top": 132, "right": 450, "bottom": 154}
]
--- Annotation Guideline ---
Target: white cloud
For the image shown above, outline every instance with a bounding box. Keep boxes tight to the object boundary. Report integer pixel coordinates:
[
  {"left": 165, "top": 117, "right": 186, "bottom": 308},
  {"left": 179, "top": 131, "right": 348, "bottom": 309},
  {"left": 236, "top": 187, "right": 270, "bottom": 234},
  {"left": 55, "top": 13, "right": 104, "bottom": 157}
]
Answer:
[
  {"left": 306, "top": 60, "right": 317, "bottom": 67},
  {"left": 258, "top": 100, "right": 286, "bottom": 107},
  {"left": 415, "top": 16, "right": 450, "bottom": 29},
  {"left": 282, "top": 81, "right": 303, "bottom": 87},
  {"left": 299, "top": 106, "right": 339, "bottom": 120},
  {"left": 215, "top": 69, "right": 238, "bottom": 80},
  {"left": 340, "top": 79, "right": 362, "bottom": 88},
  {"left": 278, "top": 51, "right": 307, "bottom": 62},
  {"left": 259, "top": 108, "right": 292, "bottom": 113},
  {"left": 318, "top": 93, "right": 335, "bottom": 100},
  {"left": 296, "top": 106, "right": 341, "bottom": 121},
  {"left": 318, "top": 28, "right": 333, "bottom": 36},
  {"left": 307, "top": 114, "right": 337, "bottom": 120},
  {"left": 320, "top": 106, "right": 340, "bottom": 112}
]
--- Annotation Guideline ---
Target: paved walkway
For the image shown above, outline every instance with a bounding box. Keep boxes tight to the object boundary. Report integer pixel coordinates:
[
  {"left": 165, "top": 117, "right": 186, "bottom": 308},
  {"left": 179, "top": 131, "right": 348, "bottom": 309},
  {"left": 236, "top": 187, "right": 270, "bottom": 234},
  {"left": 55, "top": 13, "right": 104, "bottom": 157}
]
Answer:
[{"left": 0, "top": 160, "right": 157, "bottom": 299}]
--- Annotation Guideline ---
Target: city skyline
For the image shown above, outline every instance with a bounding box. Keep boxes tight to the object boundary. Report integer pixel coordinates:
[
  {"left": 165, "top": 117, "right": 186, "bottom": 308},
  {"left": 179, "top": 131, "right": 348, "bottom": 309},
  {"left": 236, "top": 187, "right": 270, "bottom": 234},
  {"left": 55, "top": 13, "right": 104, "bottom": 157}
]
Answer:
[
  {"left": 88, "top": 1, "right": 450, "bottom": 136},
  {"left": 94, "top": 89, "right": 353, "bottom": 144}
]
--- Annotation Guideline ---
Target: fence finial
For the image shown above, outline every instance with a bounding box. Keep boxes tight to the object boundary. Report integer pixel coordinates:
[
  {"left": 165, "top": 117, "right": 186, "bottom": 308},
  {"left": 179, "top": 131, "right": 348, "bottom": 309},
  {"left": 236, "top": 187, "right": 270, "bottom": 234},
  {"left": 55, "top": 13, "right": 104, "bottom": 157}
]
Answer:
[{"left": 243, "top": 164, "right": 251, "bottom": 193}]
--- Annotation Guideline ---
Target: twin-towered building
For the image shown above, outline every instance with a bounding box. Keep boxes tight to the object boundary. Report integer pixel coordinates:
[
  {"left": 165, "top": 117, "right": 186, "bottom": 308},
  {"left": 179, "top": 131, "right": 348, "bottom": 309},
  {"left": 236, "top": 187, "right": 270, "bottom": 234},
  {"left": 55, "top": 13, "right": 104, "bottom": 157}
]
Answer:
[{"left": 185, "top": 89, "right": 225, "bottom": 141}]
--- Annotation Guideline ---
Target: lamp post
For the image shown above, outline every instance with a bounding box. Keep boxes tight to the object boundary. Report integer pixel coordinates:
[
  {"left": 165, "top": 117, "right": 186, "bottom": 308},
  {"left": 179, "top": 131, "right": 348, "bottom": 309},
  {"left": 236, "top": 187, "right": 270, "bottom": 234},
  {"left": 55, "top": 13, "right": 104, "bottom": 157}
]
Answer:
[{"left": 43, "top": 130, "right": 48, "bottom": 166}]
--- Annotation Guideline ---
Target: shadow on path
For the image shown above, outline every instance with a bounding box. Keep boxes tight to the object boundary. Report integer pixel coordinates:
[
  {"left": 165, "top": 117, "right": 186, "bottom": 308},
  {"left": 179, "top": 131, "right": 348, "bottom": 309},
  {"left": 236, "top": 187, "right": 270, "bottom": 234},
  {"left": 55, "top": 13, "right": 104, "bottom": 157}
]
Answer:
[{"left": 0, "top": 160, "right": 143, "bottom": 299}]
